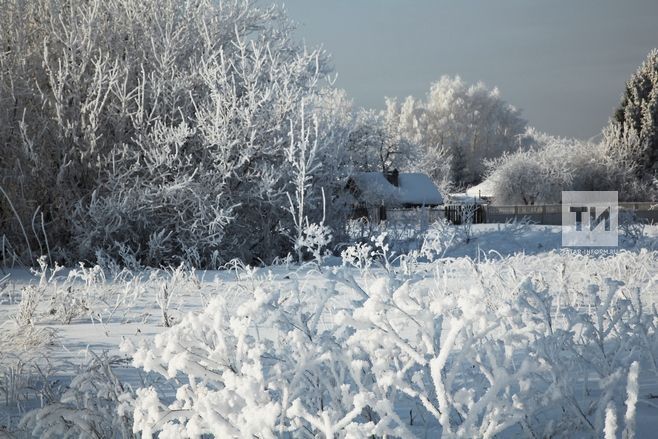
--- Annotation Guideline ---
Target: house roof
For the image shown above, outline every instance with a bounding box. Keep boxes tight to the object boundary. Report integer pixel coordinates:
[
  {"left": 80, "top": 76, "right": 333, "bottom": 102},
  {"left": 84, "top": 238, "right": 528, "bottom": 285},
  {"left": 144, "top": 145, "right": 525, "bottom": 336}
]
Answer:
[
  {"left": 466, "top": 179, "right": 495, "bottom": 198},
  {"left": 447, "top": 193, "right": 488, "bottom": 205},
  {"left": 348, "top": 172, "right": 444, "bottom": 206}
]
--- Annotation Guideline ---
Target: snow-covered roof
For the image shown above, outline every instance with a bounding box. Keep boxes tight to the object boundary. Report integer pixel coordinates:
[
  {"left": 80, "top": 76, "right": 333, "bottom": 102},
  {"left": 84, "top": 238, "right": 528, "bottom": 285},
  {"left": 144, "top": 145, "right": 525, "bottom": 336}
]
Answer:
[
  {"left": 447, "top": 193, "right": 488, "bottom": 205},
  {"left": 466, "top": 179, "right": 495, "bottom": 198},
  {"left": 347, "top": 172, "right": 443, "bottom": 206}
]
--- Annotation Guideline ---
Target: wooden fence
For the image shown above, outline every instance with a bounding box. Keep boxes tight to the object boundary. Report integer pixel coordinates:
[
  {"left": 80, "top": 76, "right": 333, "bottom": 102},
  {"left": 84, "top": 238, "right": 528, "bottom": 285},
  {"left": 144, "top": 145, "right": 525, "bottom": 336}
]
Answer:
[
  {"left": 444, "top": 204, "right": 486, "bottom": 225},
  {"left": 484, "top": 204, "right": 562, "bottom": 225},
  {"left": 452, "top": 202, "right": 658, "bottom": 225},
  {"left": 353, "top": 202, "right": 657, "bottom": 229}
]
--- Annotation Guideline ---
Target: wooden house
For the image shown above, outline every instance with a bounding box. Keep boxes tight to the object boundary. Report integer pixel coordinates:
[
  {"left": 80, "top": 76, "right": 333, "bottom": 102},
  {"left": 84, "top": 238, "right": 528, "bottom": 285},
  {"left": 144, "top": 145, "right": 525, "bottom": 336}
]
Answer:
[{"left": 345, "top": 170, "right": 444, "bottom": 222}]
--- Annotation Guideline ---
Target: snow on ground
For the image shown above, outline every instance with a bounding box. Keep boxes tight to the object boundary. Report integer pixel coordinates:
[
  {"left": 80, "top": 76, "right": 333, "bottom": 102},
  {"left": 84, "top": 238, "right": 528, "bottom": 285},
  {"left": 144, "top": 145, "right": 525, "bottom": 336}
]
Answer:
[{"left": 1, "top": 224, "right": 658, "bottom": 437}]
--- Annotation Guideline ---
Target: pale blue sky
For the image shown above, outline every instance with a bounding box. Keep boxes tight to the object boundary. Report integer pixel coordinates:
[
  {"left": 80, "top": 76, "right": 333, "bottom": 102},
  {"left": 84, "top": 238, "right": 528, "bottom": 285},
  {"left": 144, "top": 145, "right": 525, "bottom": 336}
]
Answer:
[{"left": 280, "top": 0, "right": 658, "bottom": 139}]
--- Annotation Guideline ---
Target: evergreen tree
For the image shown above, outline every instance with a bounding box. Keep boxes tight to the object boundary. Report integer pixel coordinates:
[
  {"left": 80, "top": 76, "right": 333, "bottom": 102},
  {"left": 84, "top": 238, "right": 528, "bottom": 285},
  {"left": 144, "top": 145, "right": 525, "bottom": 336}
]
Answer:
[{"left": 607, "top": 49, "right": 658, "bottom": 179}]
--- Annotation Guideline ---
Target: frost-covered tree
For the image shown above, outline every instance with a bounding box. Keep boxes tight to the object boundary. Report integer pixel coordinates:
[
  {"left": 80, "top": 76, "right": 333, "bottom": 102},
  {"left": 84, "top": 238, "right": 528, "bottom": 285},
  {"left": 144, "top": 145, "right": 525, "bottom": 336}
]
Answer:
[
  {"left": 283, "top": 102, "right": 327, "bottom": 264},
  {"left": 346, "top": 101, "right": 416, "bottom": 174},
  {"left": 606, "top": 49, "right": 658, "bottom": 180},
  {"left": 345, "top": 110, "right": 385, "bottom": 172},
  {"left": 488, "top": 151, "right": 547, "bottom": 205},
  {"left": 487, "top": 131, "right": 646, "bottom": 204},
  {"left": 379, "top": 98, "right": 419, "bottom": 173},
  {"left": 0, "top": 0, "right": 346, "bottom": 266},
  {"left": 344, "top": 98, "right": 425, "bottom": 176},
  {"left": 401, "top": 76, "right": 528, "bottom": 188}
]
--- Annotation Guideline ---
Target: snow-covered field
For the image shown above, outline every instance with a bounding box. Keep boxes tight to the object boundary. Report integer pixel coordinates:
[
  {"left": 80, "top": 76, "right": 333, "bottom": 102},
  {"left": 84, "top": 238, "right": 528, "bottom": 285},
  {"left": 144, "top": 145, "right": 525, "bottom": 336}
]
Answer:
[{"left": 2, "top": 224, "right": 658, "bottom": 438}]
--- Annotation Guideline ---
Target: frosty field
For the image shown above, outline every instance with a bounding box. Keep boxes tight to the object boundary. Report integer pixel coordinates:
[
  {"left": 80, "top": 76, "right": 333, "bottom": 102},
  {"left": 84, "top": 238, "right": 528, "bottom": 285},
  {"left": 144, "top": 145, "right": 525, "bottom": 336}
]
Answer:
[{"left": 2, "top": 224, "right": 658, "bottom": 438}]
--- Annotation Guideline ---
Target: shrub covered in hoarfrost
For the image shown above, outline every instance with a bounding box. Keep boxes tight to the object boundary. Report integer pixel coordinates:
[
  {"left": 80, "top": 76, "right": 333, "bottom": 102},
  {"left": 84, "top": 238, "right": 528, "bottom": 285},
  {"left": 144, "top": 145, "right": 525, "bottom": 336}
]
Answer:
[
  {"left": 120, "top": 250, "right": 658, "bottom": 437},
  {"left": 121, "top": 284, "right": 386, "bottom": 437},
  {"left": 0, "top": 0, "right": 352, "bottom": 267},
  {"left": 420, "top": 217, "right": 460, "bottom": 261},
  {"left": 19, "top": 354, "right": 135, "bottom": 439}
]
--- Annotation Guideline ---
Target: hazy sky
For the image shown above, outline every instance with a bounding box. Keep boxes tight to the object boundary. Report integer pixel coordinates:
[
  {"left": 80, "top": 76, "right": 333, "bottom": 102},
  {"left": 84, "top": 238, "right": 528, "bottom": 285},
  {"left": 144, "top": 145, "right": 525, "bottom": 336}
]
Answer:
[{"left": 280, "top": 0, "right": 658, "bottom": 140}]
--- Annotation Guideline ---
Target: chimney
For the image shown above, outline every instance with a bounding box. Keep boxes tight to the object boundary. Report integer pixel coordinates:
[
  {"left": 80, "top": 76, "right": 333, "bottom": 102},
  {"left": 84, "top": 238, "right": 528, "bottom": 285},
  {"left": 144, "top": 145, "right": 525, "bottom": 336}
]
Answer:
[{"left": 384, "top": 168, "right": 399, "bottom": 187}]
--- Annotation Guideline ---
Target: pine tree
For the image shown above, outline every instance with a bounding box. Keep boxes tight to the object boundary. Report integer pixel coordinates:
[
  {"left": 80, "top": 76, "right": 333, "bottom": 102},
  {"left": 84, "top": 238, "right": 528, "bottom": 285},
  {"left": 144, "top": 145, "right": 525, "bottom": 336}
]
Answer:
[{"left": 608, "top": 49, "right": 658, "bottom": 180}]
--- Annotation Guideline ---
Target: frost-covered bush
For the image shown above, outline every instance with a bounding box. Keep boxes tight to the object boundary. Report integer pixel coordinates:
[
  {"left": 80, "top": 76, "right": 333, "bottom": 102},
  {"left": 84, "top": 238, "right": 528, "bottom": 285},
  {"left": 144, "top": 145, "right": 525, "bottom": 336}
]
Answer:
[
  {"left": 619, "top": 210, "right": 647, "bottom": 246},
  {"left": 487, "top": 150, "right": 555, "bottom": 205},
  {"left": 340, "top": 259, "right": 656, "bottom": 437},
  {"left": 340, "top": 232, "right": 394, "bottom": 272},
  {"left": 13, "top": 257, "right": 61, "bottom": 326},
  {"left": 340, "top": 241, "right": 374, "bottom": 271},
  {"left": 0, "top": 0, "right": 349, "bottom": 267},
  {"left": 120, "top": 250, "right": 658, "bottom": 437},
  {"left": 14, "top": 285, "right": 44, "bottom": 327},
  {"left": 47, "top": 286, "right": 89, "bottom": 325},
  {"left": 9, "top": 256, "right": 150, "bottom": 328},
  {"left": 420, "top": 217, "right": 459, "bottom": 261},
  {"left": 20, "top": 353, "right": 135, "bottom": 439},
  {"left": 1, "top": 310, "right": 59, "bottom": 430},
  {"left": 344, "top": 210, "right": 437, "bottom": 260},
  {"left": 420, "top": 211, "right": 485, "bottom": 260},
  {"left": 296, "top": 222, "right": 333, "bottom": 264},
  {"left": 151, "top": 264, "right": 198, "bottom": 328},
  {"left": 487, "top": 131, "right": 648, "bottom": 204},
  {"left": 121, "top": 284, "right": 383, "bottom": 437},
  {"left": 339, "top": 277, "right": 550, "bottom": 437}
]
